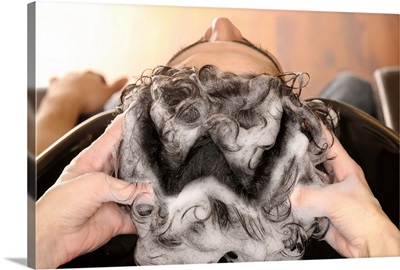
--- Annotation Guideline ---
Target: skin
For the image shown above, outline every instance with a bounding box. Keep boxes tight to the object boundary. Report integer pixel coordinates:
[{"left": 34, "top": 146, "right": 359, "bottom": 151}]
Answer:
[
  {"left": 36, "top": 71, "right": 128, "bottom": 155},
  {"left": 36, "top": 114, "right": 153, "bottom": 268},
  {"left": 36, "top": 17, "right": 399, "bottom": 268},
  {"left": 290, "top": 126, "right": 400, "bottom": 258},
  {"left": 167, "top": 18, "right": 283, "bottom": 75}
]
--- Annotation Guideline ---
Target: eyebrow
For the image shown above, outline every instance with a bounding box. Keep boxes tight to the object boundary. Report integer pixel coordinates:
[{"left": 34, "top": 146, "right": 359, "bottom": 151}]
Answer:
[{"left": 166, "top": 38, "right": 282, "bottom": 73}]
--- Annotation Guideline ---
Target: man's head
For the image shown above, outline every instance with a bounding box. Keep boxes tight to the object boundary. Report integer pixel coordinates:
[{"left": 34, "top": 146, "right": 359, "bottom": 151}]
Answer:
[{"left": 114, "top": 64, "right": 337, "bottom": 265}]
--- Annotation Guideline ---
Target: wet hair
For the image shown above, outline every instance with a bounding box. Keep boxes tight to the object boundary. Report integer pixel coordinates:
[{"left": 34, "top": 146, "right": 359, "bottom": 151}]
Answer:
[{"left": 113, "top": 65, "right": 338, "bottom": 265}]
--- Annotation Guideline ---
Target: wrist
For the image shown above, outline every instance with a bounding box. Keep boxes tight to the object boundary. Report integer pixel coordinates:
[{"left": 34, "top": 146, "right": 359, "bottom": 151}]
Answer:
[
  {"left": 36, "top": 227, "right": 62, "bottom": 268},
  {"left": 363, "top": 211, "right": 400, "bottom": 257},
  {"left": 36, "top": 201, "right": 65, "bottom": 268}
]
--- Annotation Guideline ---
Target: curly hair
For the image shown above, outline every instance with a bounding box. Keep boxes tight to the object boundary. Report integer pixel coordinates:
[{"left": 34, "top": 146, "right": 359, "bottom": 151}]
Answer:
[{"left": 113, "top": 65, "right": 338, "bottom": 265}]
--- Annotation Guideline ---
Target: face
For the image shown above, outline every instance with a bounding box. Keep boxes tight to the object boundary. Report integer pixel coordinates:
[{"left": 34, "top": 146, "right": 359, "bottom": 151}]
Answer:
[{"left": 167, "top": 17, "right": 283, "bottom": 76}]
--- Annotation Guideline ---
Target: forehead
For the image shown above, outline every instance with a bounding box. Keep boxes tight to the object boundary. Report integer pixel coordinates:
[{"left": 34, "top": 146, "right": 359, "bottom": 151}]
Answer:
[{"left": 168, "top": 41, "right": 282, "bottom": 76}]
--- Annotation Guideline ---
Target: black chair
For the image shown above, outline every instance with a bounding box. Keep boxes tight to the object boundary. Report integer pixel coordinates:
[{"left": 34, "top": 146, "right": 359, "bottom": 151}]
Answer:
[{"left": 34, "top": 99, "right": 399, "bottom": 267}]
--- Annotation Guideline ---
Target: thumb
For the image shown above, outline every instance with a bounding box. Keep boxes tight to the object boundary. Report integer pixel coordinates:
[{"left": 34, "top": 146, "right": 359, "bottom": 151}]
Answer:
[
  {"left": 119, "top": 210, "right": 138, "bottom": 234},
  {"left": 290, "top": 185, "right": 333, "bottom": 218},
  {"left": 101, "top": 175, "right": 154, "bottom": 206}
]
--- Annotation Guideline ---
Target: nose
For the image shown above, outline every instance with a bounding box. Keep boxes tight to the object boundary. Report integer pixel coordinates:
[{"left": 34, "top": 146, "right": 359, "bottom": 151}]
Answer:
[{"left": 203, "top": 17, "right": 243, "bottom": 42}]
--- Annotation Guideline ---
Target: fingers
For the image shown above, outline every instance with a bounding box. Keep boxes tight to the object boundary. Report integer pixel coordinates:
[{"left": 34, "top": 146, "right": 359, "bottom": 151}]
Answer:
[
  {"left": 321, "top": 124, "right": 360, "bottom": 182},
  {"left": 102, "top": 175, "right": 154, "bottom": 206},
  {"left": 322, "top": 223, "right": 350, "bottom": 257},
  {"left": 67, "top": 113, "right": 125, "bottom": 175},
  {"left": 84, "top": 71, "right": 127, "bottom": 96},
  {"left": 73, "top": 171, "right": 154, "bottom": 207},
  {"left": 86, "top": 70, "right": 107, "bottom": 84},
  {"left": 98, "top": 175, "right": 155, "bottom": 236},
  {"left": 293, "top": 124, "right": 367, "bottom": 211},
  {"left": 290, "top": 186, "right": 330, "bottom": 217},
  {"left": 119, "top": 210, "right": 138, "bottom": 234},
  {"left": 109, "top": 77, "right": 128, "bottom": 94}
]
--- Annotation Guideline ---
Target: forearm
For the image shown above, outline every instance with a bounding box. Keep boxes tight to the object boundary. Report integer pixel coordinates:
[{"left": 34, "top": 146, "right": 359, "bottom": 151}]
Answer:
[{"left": 36, "top": 95, "right": 81, "bottom": 155}]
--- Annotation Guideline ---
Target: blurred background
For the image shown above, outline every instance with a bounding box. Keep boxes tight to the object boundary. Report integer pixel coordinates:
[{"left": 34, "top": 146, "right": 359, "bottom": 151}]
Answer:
[{"left": 35, "top": 1, "right": 399, "bottom": 99}]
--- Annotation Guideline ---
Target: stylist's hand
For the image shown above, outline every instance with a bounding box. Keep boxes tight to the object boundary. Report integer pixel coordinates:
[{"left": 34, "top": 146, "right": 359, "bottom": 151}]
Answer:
[
  {"left": 36, "top": 114, "right": 153, "bottom": 269},
  {"left": 291, "top": 128, "right": 400, "bottom": 258}
]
